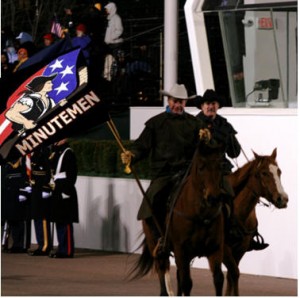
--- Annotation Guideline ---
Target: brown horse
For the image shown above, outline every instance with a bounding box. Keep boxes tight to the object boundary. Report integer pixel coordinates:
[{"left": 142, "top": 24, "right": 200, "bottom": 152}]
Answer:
[
  {"left": 130, "top": 142, "right": 225, "bottom": 296},
  {"left": 223, "top": 148, "right": 289, "bottom": 296}
]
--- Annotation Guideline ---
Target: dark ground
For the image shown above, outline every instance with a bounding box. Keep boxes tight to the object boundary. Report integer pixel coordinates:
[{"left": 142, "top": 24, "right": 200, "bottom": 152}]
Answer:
[{"left": 1, "top": 248, "right": 297, "bottom": 296}]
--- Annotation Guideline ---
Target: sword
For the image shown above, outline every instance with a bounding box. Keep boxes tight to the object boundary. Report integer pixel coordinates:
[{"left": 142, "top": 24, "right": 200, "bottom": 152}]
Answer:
[
  {"left": 106, "top": 117, "right": 163, "bottom": 236},
  {"left": 2, "top": 221, "right": 9, "bottom": 247}
]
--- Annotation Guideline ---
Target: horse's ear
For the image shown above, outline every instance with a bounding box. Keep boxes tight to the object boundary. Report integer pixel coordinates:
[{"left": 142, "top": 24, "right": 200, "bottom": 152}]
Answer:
[
  {"left": 252, "top": 149, "right": 259, "bottom": 159},
  {"left": 271, "top": 148, "right": 277, "bottom": 159}
]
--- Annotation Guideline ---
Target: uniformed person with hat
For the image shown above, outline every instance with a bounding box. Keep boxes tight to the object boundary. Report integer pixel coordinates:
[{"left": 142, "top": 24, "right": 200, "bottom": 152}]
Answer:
[
  {"left": 1, "top": 157, "right": 31, "bottom": 253},
  {"left": 28, "top": 146, "right": 53, "bottom": 256},
  {"left": 48, "top": 139, "right": 79, "bottom": 258}
]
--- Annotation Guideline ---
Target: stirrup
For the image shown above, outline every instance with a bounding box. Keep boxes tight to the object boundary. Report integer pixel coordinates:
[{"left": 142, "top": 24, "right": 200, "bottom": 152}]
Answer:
[{"left": 248, "top": 232, "right": 269, "bottom": 251}]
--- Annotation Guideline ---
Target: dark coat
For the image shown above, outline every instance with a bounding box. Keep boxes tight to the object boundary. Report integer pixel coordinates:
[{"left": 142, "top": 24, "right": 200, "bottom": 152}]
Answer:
[
  {"left": 196, "top": 112, "right": 241, "bottom": 174},
  {"left": 30, "top": 146, "right": 52, "bottom": 220},
  {"left": 1, "top": 158, "right": 30, "bottom": 221},
  {"left": 50, "top": 143, "right": 79, "bottom": 223},
  {"left": 131, "top": 110, "right": 205, "bottom": 220}
]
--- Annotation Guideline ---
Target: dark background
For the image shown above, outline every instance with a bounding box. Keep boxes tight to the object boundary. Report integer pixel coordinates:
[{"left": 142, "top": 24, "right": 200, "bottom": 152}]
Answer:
[{"left": 1, "top": 0, "right": 196, "bottom": 98}]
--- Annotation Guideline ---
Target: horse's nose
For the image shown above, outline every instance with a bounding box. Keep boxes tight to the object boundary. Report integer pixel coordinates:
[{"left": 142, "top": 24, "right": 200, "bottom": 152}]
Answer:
[{"left": 276, "top": 195, "right": 288, "bottom": 208}]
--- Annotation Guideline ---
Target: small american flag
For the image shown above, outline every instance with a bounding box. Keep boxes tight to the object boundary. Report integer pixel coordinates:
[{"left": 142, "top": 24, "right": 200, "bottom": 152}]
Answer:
[
  {"left": 51, "top": 15, "right": 63, "bottom": 38},
  {"left": 25, "top": 154, "right": 31, "bottom": 180}
]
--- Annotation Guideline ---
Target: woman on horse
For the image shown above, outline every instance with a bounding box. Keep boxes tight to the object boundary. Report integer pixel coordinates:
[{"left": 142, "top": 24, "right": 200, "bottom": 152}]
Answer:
[
  {"left": 195, "top": 89, "right": 268, "bottom": 251},
  {"left": 120, "top": 83, "right": 211, "bottom": 253}
]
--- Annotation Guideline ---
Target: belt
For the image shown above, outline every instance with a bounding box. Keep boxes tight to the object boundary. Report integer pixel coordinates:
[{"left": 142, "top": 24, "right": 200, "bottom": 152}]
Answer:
[{"left": 32, "top": 170, "right": 47, "bottom": 176}]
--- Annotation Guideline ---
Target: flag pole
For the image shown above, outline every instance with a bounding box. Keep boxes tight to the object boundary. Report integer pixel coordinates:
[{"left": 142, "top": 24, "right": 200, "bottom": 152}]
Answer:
[{"left": 106, "top": 117, "right": 163, "bottom": 236}]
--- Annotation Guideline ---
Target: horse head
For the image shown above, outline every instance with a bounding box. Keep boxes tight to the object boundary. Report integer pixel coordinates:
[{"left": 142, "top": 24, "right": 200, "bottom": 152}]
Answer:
[{"left": 252, "top": 148, "right": 288, "bottom": 209}]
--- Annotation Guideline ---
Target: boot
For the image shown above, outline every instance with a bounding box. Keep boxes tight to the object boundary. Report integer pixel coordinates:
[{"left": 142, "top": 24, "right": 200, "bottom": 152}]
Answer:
[
  {"left": 222, "top": 195, "right": 243, "bottom": 243},
  {"left": 247, "top": 232, "right": 269, "bottom": 251}
]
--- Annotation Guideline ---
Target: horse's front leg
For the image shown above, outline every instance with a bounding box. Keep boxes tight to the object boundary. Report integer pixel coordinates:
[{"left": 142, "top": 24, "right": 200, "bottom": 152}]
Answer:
[
  {"left": 208, "top": 252, "right": 224, "bottom": 296},
  {"left": 174, "top": 248, "right": 193, "bottom": 296},
  {"left": 176, "top": 268, "right": 182, "bottom": 296},
  {"left": 223, "top": 245, "right": 240, "bottom": 296},
  {"left": 155, "top": 257, "right": 172, "bottom": 296}
]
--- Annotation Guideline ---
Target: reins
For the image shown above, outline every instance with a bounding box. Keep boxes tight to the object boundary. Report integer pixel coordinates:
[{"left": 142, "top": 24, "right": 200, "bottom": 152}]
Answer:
[
  {"left": 231, "top": 145, "right": 250, "bottom": 170},
  {"left": 173, "top": 204, "right": 223, "bottom": 226}
]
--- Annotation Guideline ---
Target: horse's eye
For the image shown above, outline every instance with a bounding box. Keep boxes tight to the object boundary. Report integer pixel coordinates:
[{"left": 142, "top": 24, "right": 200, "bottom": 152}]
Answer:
[{"left": 261, "top": 171, "right": 269, "bottom": 177}]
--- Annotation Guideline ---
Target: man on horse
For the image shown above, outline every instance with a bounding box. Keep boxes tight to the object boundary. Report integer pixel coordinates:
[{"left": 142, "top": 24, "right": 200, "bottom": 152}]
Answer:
[
  {"left": 121, "top": 83, "right": 210, "bottom": 255},
  {"left": 195, "top": 89, "right": 268, "bottom": 251}
]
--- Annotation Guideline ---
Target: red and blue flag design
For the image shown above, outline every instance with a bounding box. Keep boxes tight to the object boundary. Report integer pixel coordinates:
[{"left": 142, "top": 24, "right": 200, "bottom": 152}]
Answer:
[{"left": 0, "top": 48, "right": 81, "bottom": 146}]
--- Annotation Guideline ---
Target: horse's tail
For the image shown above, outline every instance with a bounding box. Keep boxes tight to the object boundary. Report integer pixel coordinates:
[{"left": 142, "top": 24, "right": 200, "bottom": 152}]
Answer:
[{"left": 128, "top": 237, "right": 154, "bottom": 280}]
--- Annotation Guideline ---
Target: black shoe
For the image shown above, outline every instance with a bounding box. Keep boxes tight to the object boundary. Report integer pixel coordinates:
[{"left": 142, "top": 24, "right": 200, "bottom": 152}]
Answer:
[
  {"left": 28, "top": 249, "right": 50, "bottom": 256},
  {"left": 49, "top": 252, "right": 73, "bottom": 258},
  {"left": 7, "top": 247, "right": 28, "bottom": 254},
  {"left": 247, "top": 233, "right": 269, "bottom": 251},
  {"left": 248, "top": 240, "right": 269, "bottom": 251}
]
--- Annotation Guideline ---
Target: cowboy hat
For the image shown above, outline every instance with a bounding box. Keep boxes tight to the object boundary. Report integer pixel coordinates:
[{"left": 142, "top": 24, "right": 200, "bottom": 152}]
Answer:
[
  {"left": 160, "top": 83, "right": 196, "bottom": 100},
  {"left": 195, "top": 89, "right": 223, "bottom": 109}
]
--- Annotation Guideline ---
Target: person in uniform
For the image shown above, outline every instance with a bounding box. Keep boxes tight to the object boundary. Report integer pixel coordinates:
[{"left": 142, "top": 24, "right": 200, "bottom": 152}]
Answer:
[
  {"left": 195, "top": 89, "right": 268, "bottom": 250},
  {"left": 1, "top": 157, "right": 31, "bottom": 253},
  {"left": 49, "top": 139, "right": 79, "bottom": 258},
  {"left": 28, "top": 146, "right": 53, "bottom": 256},
  {"left": 120, "top": 84, "right": 211, "bottom": 250}
]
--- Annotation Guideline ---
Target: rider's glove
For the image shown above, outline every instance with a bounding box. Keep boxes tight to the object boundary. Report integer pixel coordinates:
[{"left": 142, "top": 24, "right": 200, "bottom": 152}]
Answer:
[
  {"left": 199, "top": 128, "right": 211, "bottom": 143},
  {"left": 121, "top": 150, "right": 134, "bottom": 165}
]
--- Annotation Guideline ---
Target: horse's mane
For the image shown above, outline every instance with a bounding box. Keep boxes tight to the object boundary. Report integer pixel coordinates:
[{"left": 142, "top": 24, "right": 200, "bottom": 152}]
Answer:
[
  {"left": 229, "top": 153, "right": 277, "bottom": 194},
  {"left": 229, "top": 159, "right": 255, "bottom": 192}
]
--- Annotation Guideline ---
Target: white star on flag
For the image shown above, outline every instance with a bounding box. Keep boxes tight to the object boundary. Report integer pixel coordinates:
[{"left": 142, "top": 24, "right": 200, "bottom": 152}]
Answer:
[
  {"left": 60, "top": 65, "right": 74, "bottom": 78},
  {"left": 54, "top": 81, "right": 70, "bottom": 95},
  {"left": 49, "top": 59, "right": 64, "bottom": 72}
]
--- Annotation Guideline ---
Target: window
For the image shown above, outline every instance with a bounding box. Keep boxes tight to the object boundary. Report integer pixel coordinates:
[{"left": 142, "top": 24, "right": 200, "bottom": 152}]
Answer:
[{"left": 202, "top": 1, "right": 297, "bottom": 108}]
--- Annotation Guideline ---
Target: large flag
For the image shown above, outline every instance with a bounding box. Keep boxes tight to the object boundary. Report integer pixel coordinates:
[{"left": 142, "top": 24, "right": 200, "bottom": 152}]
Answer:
[
  {"left": 18, "top": 37, "right": 73, "bottom": 71},
  {"left": 0, "top": 48, "right": 110, "bottom": 164}
]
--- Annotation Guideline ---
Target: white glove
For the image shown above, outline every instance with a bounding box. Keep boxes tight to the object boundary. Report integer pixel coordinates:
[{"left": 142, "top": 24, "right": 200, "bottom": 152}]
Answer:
[
  {"left": 20, "top": 186, "right": 32, "bottom": 193},
  {"left": 42, "top": 192, "right": 52, "bottom": 199},
  {"left": 19, "top": 195, "right": 27, "bottom": 202},
  {"left": 62, "top": 193, "right": 71, "bottom": 199}
]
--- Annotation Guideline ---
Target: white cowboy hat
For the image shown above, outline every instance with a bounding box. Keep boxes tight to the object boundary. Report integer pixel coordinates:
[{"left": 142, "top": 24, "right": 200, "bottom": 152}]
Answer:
[{"left": 160, "top": 83, "right": 196, "bottom": 100}]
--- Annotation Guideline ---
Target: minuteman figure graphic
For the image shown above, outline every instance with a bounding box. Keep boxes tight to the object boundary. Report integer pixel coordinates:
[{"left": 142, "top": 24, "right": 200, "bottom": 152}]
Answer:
[{"left": 5, "top": 67, "right": 88, "bottom": 134}]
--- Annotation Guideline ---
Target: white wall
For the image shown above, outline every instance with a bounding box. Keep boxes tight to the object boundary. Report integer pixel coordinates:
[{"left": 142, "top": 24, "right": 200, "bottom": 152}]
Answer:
[{"left": 74, "top": 177, "right": 149, "bottom": 253}]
